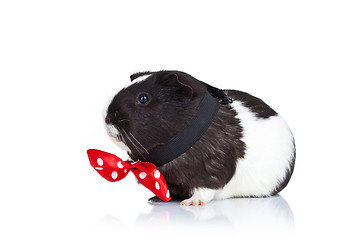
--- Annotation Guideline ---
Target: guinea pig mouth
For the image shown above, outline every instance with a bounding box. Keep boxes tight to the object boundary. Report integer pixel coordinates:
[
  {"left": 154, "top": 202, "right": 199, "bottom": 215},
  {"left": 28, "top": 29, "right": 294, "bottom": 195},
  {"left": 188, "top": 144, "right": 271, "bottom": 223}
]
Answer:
[
  {"left": 106, "top": 124, "right": 132, "bottom": 153},
  {"left": 106, "top": 125, "right": 122, "bottom": 141}
]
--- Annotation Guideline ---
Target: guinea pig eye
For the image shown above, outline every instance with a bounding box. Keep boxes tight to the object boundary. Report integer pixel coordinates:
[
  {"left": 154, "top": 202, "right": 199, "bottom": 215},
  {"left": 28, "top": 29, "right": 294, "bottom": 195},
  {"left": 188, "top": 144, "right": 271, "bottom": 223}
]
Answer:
[{"left": 137, "top": 93, "right": 150, "bottom": 105}]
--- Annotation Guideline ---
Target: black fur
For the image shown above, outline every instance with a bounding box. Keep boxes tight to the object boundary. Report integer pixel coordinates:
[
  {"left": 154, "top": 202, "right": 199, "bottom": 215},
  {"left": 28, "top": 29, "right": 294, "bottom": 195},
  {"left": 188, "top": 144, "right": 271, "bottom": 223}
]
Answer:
[
  {"left": 271, "top": 141, "right": 296, "bottom": 195},
  {"left": 160, "top": 100, "right": 244, "bottom": 199},
  {"left": 105, "top": 70, "right": 293, "bottom": 200},
  {"left": 225, "top": 90, "right": 277, "bottom": 119}
]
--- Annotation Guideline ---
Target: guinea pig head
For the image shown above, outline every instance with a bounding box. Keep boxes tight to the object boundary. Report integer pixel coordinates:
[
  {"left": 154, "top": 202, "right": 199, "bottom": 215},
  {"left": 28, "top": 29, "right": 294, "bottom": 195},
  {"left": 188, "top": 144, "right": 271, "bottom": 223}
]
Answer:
[{"left": 104, "top": 71, "right": 206, "bottom": 161}]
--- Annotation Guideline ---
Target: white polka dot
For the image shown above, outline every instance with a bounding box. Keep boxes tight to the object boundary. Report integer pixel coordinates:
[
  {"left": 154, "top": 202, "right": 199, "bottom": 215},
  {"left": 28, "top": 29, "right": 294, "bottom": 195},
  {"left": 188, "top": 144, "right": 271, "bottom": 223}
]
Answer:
[
  {"left": 155, "top": 181, "right": 160, "bottom": 190},
  {"left": 166, "top": 190, "right": 170, "bottom": 198},
  {"left": 117, "top": 161, "right": 124, "bottom": 169},
  {"left": 97, "top": 158, "right": 103, "bottom": 166},
  {"left": 111, "top": 171, "right": 118, "bottom": 179},
  {"left": 154, "top": 170, "right": 160, "bottom": 179},
  {"left": 124, "top": 169, "right": 127, "bottom": 173},
  {"left": 139, "top": 172, "right": 147, "bottom": 179}
]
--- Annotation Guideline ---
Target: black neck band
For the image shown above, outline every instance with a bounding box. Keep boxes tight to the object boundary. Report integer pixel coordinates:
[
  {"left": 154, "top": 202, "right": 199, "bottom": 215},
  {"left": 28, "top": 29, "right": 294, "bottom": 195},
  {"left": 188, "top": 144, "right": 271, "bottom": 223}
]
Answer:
[{"left": 136, "top": 91, "right": 219, "bottom": 167}]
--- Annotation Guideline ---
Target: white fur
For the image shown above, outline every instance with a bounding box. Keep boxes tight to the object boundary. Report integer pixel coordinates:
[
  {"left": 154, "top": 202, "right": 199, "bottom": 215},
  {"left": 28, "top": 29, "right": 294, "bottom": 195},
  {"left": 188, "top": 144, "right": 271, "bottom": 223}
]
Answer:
[
  {"left": 123, "top": 73, "right": 152, "bottom": 89},
  {"left": 106, "top": 124, "right": 131, "bottom": 152},
  {"left": 215, "top": 100, "right": 295, "bottom": 199},
  {"left": 107, "top": 124, "right": 119, "bottom": 138},
  {"left": 133, "top": 73, "right": 152, "bottom": 82},
  {"left": 186, "top": 99, "right": 295, "bottom": 204}
]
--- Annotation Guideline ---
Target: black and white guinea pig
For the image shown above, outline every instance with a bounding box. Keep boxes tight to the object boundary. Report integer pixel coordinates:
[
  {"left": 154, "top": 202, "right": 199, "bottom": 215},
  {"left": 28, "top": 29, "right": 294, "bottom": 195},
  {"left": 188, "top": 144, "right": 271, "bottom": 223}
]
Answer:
[{"left": 104, "top": 70, "right": 295, "bottom": 206}]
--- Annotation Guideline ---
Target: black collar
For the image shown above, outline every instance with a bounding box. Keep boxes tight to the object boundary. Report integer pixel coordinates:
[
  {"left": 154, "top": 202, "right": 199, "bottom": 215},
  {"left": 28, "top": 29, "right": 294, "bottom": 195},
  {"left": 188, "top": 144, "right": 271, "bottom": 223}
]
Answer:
[{"left": 135, "top": 91, "right": 220, "bottom": 167}]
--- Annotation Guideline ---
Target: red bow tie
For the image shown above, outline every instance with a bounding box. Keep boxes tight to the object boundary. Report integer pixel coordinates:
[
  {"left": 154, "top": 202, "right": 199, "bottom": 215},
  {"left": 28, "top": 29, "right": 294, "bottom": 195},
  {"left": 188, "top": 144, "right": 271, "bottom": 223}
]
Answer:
[{"left": 87, "top": 149, "right": 171, "bottom": 202}]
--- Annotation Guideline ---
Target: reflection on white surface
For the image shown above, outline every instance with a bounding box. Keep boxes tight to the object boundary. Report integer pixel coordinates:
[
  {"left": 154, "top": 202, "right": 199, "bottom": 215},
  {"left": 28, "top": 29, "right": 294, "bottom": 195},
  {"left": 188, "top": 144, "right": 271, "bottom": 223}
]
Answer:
[
  {"left": 97, "top": 195, "right": 294, "bottom": 237},
  {"left": 141, "top": 195, "right": 293, "bottom": 233}
]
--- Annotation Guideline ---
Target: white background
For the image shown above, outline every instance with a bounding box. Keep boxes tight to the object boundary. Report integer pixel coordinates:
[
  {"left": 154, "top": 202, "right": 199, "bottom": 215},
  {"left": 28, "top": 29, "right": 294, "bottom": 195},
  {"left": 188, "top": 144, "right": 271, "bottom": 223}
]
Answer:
[{"left": 1, "top": 0, "right": 359, "bottom": 239}]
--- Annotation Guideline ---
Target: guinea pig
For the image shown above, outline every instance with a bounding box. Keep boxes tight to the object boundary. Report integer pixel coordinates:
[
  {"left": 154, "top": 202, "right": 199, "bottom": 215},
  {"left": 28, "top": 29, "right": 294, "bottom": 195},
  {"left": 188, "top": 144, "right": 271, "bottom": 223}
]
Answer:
[{"left": 104, "top": 70, "right": 295, "bottom": 206}]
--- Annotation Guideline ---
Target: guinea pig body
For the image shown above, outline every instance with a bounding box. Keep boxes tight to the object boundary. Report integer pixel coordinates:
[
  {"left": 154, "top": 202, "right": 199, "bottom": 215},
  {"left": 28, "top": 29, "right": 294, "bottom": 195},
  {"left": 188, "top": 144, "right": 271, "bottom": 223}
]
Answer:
[{"left": 105, "top": 71, "right": 295, "bottom": 206}]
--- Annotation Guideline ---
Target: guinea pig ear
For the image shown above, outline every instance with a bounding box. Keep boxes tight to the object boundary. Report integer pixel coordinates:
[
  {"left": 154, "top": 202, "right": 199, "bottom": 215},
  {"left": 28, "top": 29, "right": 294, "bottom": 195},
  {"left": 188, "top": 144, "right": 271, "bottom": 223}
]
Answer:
[
  {"left": 205, "top": 84, "right": 233, "bottom": 103},
  {"left": 160, "top": 73, "right": 194, "bottom": 101}
]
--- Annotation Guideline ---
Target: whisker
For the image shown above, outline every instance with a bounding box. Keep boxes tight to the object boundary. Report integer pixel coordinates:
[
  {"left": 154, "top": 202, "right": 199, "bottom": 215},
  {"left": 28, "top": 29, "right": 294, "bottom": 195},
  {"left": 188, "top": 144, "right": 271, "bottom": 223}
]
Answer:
[
  {"left": 121, "top": 129, "right": 138, "bottom": 151},
  {"left": 129, "top": 132, "right": 149, "bottom": 154},
  {"left": 116, "top": 128, "right": 125, "bottom": 143},
  {"left": 121, "top": 129, "right": 147, "bottom": 160},
  {"left": 117, "top": 119, "right": 130, "bottom": 123}
]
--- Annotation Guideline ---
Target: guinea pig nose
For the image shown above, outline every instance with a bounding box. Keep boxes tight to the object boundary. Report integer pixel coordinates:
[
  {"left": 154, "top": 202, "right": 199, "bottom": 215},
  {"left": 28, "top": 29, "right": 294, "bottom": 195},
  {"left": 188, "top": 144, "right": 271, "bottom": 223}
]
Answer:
[{"left": 105, "top": 115, "right": 112, "bottom": 124}]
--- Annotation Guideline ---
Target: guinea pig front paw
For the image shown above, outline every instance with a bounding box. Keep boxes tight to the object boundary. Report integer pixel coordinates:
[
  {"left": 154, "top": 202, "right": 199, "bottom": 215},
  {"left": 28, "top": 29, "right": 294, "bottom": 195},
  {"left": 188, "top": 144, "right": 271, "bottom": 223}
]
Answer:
[
  {"left": 180, "top": 198, "right": 205, "bottom": 206},
  {"left": 180, "top": 188, "right": 216, "bottom": 206}
]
